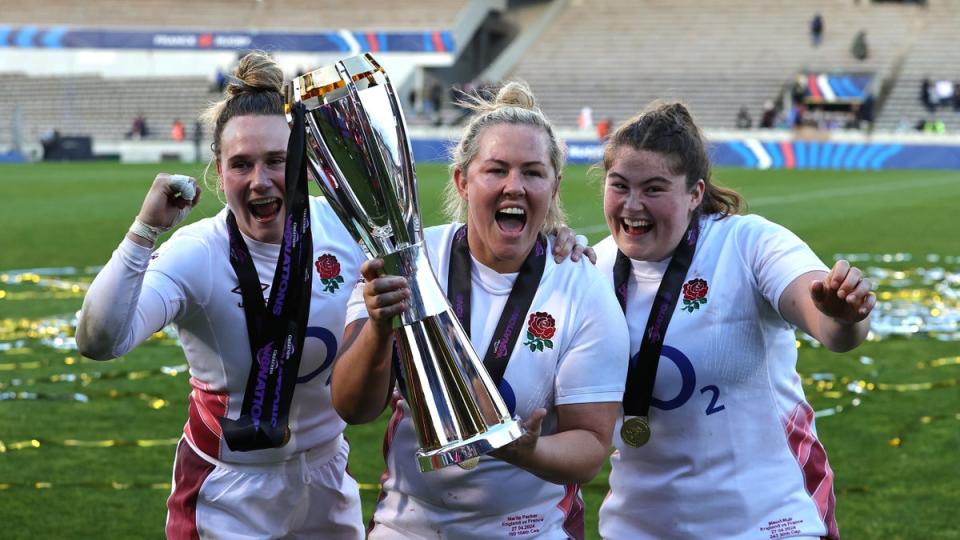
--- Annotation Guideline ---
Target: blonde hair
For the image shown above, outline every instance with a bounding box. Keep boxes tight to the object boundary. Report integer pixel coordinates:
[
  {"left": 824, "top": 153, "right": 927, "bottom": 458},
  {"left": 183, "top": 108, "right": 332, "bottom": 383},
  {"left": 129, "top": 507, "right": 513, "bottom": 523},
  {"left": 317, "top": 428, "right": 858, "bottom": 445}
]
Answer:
[
  {"left": 201, "top": 52, "right": 285, "bottom": 191},
  {"left": 442, "top": 81, "right": 567, "bottom": 232}
]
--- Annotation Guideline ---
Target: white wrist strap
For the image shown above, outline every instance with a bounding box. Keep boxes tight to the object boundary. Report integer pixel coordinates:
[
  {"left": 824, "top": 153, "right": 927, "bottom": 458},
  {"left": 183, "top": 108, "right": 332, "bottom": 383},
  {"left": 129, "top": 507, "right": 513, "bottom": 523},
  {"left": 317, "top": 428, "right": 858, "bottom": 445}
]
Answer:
[{"left": 128, "top": 218, "right": 166, "bottom": 244}]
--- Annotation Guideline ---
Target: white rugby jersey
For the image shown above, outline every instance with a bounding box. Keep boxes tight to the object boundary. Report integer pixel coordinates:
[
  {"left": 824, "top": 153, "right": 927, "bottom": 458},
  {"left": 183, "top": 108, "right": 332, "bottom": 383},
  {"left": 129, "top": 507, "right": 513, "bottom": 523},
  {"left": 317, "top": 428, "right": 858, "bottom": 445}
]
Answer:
[
  {"left": 83, "top": 197, "right": 366, "bottom": 464},
  {"left": 595, "top": 213, "right": 839, "bottom": 540},
  {"left": 348, "top": 223, "right": 629, "bottom": 539}
]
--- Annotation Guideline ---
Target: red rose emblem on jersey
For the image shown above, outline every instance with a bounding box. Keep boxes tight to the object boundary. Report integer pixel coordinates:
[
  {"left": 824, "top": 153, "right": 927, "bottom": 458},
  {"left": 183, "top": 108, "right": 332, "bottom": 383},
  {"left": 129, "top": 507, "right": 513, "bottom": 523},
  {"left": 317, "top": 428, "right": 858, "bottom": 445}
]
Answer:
[
  {"left": 528, "top": 312, "right": 556, "bottom": 339},
  {"left": 523, "top": 311, "right": 556, "bottom": 352},
  {"left": 681, "top": 278, "right": 708, "bottom": 312},
  {"left": 315, "top": 254, "right": 344, "bottom": 293},
  {"left": 316, "top": 254, "right": 340, "bottom": 279}
]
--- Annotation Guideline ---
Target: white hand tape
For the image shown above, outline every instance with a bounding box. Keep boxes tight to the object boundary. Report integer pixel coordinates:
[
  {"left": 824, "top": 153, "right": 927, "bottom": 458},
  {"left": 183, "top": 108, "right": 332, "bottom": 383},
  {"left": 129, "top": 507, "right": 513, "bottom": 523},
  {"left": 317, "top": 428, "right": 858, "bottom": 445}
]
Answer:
[
  {"left": 129, "top": 218, "right": 165, "bottom": 243},
  {"left": 168, "top": 174, "right": 196, "bottom": 201},
  {"left": 575, "top": 234, "right": 589, "bottom": 247}
]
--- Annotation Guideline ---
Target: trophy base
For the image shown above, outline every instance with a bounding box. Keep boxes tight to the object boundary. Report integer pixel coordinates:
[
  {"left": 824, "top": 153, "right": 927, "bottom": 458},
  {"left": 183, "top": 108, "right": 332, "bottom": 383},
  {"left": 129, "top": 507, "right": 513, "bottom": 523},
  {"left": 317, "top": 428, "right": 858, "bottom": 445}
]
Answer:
[{"left": 415, "top": 418, "right": 523, "bottom": 472}]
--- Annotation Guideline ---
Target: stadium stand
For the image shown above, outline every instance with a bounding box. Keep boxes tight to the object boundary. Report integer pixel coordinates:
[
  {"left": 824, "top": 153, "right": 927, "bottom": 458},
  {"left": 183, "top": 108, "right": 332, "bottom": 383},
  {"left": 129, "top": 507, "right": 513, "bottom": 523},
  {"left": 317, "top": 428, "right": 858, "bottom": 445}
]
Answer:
[
  {"left": 2, "top": 0, "right": 958, "bottom": 162},
  {"left": 0, "top": 0, "right": 467, "bottom": 30},
  {"left": 0, "top": 73, "right": 211, "bottom": 150},
  {"left": 509, "top": 0, "right": 925, "bottom": 129},
  {"left": 0, "top": 0, "right": 472, "bottom": 157},
  {"left": 872, "top": 0, "right": 960, "bottom": 131}
]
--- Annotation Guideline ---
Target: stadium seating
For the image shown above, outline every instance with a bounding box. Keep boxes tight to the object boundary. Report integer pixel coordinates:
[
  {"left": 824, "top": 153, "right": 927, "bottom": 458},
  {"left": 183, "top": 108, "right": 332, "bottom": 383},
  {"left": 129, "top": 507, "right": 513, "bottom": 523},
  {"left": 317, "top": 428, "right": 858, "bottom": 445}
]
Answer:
[
  {"left": 872, "top": 1, "right": 960, "bottom": 131},
  {"left": 1, "top": 0, "right": 467, "bottom": 30},
  {"left": 509, "top": 0, "right": 924, "bottom": 129},
  {"left": 0, "top": 0, "right": 469, "bottom": 150},
  {"left": 0, "top": 73, "right": 212, "bottom": 149},
  {"left": 2, "top": 0, "right": 957, "bottom": 154}
]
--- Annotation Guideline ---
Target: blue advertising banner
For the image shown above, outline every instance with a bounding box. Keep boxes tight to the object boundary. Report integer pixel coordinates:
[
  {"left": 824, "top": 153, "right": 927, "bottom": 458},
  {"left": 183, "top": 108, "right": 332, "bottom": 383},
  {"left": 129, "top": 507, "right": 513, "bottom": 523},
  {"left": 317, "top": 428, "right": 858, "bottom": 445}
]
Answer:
[
  {"left": 410, "top": 137, "right": 960, "bottom": 171},
  {"left": 0, "top": 26, "right": 454, "bottom": 53},
  {"left": 709, "top": 139, "right": 960, "bottom": 170}
]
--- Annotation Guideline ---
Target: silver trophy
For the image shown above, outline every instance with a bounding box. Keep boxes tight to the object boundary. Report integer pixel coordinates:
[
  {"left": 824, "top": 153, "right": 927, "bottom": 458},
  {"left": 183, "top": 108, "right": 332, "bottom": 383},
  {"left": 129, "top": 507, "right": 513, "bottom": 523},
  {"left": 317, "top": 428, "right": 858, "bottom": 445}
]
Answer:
[{"left": 284, "top": 54, "right": 521, "bottom": 471}]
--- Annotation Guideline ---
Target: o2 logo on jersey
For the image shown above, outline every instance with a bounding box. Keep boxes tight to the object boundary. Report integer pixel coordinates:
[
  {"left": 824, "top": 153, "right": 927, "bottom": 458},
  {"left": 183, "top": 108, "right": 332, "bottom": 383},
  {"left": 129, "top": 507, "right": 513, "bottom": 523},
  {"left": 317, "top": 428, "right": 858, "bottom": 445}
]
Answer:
[
  {"left": 636, "top": 345, "right": 725, "bottom": 416},
  {"left": 297, "top": 326, "right": 337, "bottom": 386}
]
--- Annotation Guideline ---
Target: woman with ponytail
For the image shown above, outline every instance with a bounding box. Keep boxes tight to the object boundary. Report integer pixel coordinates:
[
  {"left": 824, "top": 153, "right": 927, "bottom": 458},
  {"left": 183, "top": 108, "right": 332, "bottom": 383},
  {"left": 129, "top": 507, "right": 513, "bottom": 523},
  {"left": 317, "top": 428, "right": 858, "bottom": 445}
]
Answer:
[
  {"left": 77, "top": 52, "right": 367, "bottom": 538},
  {"left": 331, "top": 82, "right": 629, "bottom": 539},
  {"left": 593, "top": 101, "right": 875, "bottom": 539}
]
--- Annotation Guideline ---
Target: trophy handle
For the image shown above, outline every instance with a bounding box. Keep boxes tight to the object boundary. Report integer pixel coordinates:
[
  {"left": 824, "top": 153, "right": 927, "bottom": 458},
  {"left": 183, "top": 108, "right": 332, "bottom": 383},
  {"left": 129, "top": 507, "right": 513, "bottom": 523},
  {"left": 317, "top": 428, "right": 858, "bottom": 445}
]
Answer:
[
  {"left": 289, "top": 58, "right": 417, "bottom": 256},
  {"left": 338, "top": 73, "right": 410, "bottom": 248},
  {"left": 337, "top": 55, "right": 420, "bottom": 246},
  {"left": 363, "top": 54, "right": 423, "bottom": 236},
  {"left": 301, "top": 109, "right": 382, "bottom": 257}
]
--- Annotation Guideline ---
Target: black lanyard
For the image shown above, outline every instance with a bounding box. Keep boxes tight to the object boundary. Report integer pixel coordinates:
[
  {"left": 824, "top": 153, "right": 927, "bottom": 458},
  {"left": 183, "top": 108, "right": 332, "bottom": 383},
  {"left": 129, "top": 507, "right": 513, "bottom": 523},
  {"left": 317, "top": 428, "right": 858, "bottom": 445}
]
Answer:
[
  {"left": 613, "top": 219, "right": 699, "bottom": 417},
  {"left": 219, "top": 102, "right": 313, "bottom": 451},
  {"left": 447, "top": 225, "right": 546, "bottom": 385}
]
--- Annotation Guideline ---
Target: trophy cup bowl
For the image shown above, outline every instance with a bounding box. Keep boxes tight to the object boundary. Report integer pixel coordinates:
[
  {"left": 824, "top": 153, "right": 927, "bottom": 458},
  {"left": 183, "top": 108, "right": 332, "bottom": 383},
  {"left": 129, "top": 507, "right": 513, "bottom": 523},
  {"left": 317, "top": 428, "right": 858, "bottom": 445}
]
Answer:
[{"left": 284, "top": 54, "right": 521, "bottom": 471}]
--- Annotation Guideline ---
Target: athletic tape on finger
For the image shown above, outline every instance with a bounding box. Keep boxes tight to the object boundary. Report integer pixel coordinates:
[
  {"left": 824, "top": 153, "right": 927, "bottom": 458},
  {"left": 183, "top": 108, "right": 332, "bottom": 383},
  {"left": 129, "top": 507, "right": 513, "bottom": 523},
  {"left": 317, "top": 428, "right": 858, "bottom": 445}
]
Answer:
[
  {"left": 168, "top": 174, "right": 196, "bottom": 201},
  {"left": 575, "top": 234, "right": 589, "bottom": 247}
]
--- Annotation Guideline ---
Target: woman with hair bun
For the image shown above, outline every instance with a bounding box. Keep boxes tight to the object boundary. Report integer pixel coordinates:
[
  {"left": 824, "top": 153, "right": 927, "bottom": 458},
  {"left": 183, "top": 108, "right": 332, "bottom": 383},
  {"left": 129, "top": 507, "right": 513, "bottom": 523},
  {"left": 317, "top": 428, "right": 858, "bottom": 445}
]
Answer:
[
  {"left": 331, "top": 81, "right": 629, "bottom": 540},
  {"left": 594, "top": 101, "right": 876, "bottom": 539},
  {"left": 77, "top": 52, "right": 368, "bottom": 538}
]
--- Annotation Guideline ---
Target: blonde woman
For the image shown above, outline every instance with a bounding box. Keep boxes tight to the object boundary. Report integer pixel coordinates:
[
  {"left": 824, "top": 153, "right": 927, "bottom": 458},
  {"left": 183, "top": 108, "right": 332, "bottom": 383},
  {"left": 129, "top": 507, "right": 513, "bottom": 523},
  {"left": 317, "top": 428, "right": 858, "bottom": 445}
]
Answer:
[{"left": 331, "top": 82, "right": 629, "bottom": 540}]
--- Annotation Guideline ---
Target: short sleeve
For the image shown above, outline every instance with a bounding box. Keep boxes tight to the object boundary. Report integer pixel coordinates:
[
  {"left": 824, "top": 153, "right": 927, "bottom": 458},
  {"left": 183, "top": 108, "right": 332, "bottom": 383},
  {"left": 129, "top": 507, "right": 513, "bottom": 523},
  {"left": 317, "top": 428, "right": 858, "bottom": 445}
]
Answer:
[
  {"left": 736, "top": 216, "right": 828, "bottom": 317},
  {"left": 555, "top": 270, "right": 630, "bottom": 405}
]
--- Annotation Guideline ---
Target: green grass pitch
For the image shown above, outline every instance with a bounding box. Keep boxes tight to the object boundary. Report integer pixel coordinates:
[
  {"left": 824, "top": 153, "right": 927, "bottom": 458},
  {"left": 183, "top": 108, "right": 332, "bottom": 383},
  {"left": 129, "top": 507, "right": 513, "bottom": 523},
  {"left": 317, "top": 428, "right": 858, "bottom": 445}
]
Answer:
[{"left": 0, "top": 161, "right": 957, "bottom": 539}]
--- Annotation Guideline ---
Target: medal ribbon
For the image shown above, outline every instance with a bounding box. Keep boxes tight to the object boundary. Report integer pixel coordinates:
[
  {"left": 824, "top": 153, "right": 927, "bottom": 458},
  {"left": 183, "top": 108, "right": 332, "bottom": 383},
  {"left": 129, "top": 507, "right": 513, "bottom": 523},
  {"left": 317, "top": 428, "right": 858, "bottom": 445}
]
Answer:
[
  {"left": 447, "top": 225, "right": 546, "bottom": 385},
  {"left": 614, "top": 218, "right": 699, "bottom": 417},
  {"left": 219, "top": 102, "right": 313, "bottom": 451}
]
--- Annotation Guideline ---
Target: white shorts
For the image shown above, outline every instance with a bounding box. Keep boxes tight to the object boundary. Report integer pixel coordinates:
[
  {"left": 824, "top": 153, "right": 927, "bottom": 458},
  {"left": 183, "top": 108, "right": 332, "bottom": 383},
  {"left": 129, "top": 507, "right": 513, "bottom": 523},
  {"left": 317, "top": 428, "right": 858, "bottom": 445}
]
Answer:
[
  {"left": 165, "top": 435, "right": 363, "bottom": 539},
  {"left": 368, "top": 484, "right": 584, "bottom": 540}
]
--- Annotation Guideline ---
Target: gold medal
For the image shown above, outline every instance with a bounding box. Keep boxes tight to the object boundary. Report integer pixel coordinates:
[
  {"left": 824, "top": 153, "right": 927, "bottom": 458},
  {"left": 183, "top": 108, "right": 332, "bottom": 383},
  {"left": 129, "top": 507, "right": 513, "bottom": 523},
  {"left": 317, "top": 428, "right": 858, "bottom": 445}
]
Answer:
[
  {"left": 620, "top": 416, "right": 650, "bottom": 447},
  {"left": 457, "top": 457, "right": 480, "bottom": 470}
]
